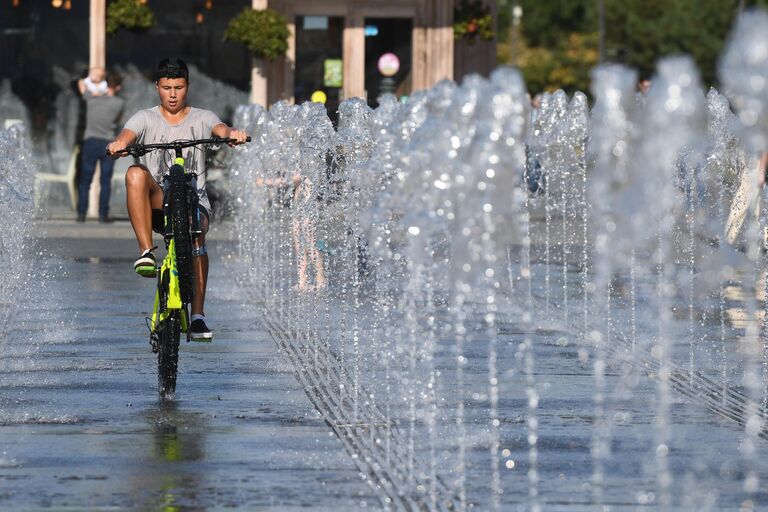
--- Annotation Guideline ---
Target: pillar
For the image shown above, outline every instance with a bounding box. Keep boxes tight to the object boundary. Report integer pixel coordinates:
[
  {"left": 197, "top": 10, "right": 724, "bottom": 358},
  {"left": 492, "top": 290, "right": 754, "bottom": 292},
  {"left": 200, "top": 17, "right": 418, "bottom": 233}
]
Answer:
[
  {"left": 284, "top": 14, "right": 296, "bottom": 104},
  {"left": 87, "top": 0, "right": 106, "bottom": 218},
  {"left": 250, "top": 0, "right": 269, "bottom": 105},
  {"left": 430, "top": 0, "right": 453, "bottom": 83},
  {"left": 413, "top": 0, "right": 453, "bottom": 92},
  {"left": 90, "top": 0, "right": 106, "bottom": 68},
  {"left": 251, "top": 60, "right": 268, "bottom": 106},
  {"left": 342, "top": 12, "right": 365, "bottom": 100}
]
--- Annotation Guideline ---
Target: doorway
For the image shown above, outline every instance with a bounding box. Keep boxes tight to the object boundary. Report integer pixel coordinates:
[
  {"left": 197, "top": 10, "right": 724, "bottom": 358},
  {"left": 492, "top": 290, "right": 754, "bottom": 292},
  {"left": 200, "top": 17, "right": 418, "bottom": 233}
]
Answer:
[
  {"left": 294, "top": 15, "right": 344, "bottom": 116},
  {"left": 363, "top": 18, "right": 412, "bottom": 107}
]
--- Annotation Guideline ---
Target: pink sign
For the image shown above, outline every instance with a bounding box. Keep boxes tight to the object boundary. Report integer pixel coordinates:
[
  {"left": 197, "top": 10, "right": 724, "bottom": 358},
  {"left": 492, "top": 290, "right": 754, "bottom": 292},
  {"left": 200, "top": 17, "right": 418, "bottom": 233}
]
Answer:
[{"left": 377, "top": 53, "right": 400, "bottom": 77}]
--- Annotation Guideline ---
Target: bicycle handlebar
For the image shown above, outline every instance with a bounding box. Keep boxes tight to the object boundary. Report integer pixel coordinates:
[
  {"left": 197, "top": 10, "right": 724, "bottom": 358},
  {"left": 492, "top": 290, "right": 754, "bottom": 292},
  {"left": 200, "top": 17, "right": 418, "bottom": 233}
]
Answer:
[{"left": 106, "top": 136, "right": 251, "bottom": 158}]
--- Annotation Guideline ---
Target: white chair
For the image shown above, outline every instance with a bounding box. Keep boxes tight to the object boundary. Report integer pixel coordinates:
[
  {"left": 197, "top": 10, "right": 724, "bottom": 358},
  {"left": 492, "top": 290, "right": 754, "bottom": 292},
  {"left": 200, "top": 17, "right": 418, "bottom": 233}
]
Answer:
[
  {"left": 34, "top": 145, "right": 78, "bottom": 211},
  {"left": 111, "top": 155, "right": 130, "bottom": 188}
]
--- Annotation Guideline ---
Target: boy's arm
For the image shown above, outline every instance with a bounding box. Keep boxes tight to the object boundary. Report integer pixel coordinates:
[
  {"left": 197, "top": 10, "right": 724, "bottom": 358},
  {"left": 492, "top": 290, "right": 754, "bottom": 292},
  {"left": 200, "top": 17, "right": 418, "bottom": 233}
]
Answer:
[
  {"left": 212, "top": 123, "right": 248, "bottom": 146},
  {"left": 106, "top": 129, "right": 137, "bottom": 156},
  {"left": 77, "top": 79, "right": 86, "bottom": 96}
]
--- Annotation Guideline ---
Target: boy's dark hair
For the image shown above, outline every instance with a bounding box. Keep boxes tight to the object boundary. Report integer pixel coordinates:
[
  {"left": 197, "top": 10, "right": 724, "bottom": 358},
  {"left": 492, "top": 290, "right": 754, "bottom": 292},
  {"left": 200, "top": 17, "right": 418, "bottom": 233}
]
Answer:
[
  {"left": 106, "top": 72, "right": 122, "bottom": 89},
  {"left": 156, "top": 57, "right": 189, "bottom": 82}
]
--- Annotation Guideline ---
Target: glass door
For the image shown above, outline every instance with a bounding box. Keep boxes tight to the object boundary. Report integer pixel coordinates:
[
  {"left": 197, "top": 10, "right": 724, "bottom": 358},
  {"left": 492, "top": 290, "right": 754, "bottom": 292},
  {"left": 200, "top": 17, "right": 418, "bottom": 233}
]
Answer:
[
  {"left": 364, "top": 17, "right": 412, "bottom": 106},
  {"left": 294, "top": 15, "right": 344, "bottom": 116}
]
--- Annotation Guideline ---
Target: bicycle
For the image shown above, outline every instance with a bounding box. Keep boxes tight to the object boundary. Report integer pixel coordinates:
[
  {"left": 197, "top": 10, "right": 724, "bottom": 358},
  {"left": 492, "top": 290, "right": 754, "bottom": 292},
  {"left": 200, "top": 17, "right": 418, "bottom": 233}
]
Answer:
[{"left": 108, "top": 136, "right": 249, "bottom": 398}]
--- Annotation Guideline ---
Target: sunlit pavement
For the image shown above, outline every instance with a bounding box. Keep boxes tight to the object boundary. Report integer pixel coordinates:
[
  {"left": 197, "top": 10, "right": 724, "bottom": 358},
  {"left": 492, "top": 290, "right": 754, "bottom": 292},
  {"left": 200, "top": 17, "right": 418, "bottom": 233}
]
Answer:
[{"left": 0, "top": 219, "right": 374, "bottom": 510}]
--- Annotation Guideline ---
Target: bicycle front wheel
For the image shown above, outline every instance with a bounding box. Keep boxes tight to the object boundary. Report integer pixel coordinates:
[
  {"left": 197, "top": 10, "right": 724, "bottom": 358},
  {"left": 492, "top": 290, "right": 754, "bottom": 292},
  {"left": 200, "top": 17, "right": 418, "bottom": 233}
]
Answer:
[
  {"left": 157, "top": 311, "right": 181, "bottom": 398},
  {"left": 169, "top": 165, "right": 194, "bottom": 304}
]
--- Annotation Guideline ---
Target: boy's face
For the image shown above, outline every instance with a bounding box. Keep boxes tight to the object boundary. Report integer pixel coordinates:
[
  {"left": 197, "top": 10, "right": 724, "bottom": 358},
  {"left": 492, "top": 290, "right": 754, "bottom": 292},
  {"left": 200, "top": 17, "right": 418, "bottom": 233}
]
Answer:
[{"left": 156, "top": 77, "right": 188, "bottom": 114}]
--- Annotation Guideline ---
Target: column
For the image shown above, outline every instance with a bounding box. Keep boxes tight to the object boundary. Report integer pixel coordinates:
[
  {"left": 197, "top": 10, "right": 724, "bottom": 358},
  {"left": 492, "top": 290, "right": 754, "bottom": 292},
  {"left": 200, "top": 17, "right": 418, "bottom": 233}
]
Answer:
[
  {"left": 432, "top": 0, "right": 453, "bottom": 83},
  {"left": 90, "top": 0, "right": 106, "bottom": 68},
  {"left": 342, "top": 12, "right": 365, "bottom": 100},
  {"left": 412, "top": 0, "right": 453, "bottom": 92},
  {"left": 87, "top": 0, "right": 106, "bottom": 218},
  {"left": 250, "top": 0, "right": 269, "bottom": 105},
  {"left": 283, "top": 12, "right": 296, "bottom": 104}
]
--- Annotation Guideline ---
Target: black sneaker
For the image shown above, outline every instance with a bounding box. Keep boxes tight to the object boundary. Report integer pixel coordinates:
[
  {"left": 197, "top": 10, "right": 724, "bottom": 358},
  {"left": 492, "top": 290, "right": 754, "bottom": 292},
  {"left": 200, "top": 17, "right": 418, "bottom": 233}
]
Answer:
[
  {"left": 99, "top": 216, "right": 113, "bottom": 223},
  {"left": 76, "top": 213, "right": 86, "bottom": 223},
  {"left": 190, "top": 319, "right": 213, "bottom": 342},
  {"left": 134, "top": 247, "right": 157, "bottom": 278}
]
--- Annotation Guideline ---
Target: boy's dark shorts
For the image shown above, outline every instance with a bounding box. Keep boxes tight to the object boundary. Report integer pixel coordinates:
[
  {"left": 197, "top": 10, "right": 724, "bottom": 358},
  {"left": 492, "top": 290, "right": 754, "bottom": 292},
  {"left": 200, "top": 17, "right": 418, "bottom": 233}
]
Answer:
[{"left": 152, "top": 206, "right": 210, "bottom": 234}]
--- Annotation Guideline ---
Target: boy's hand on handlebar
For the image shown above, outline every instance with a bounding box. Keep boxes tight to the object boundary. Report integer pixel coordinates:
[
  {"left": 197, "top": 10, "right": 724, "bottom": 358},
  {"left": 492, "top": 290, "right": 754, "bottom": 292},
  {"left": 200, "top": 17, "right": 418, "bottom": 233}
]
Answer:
[
  {"left": 228, "top": 129, "right": 249, "bottom": 147},
  {"left": 106, "top": 139, "right": 128, "bottom": 158}
]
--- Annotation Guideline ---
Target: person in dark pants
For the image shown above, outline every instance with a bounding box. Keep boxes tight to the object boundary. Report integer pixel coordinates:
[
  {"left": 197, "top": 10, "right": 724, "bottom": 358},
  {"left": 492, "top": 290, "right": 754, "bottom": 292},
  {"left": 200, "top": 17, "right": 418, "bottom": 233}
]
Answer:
[{"left": 77, "top": 72, "right": 125, "bottom": 222}]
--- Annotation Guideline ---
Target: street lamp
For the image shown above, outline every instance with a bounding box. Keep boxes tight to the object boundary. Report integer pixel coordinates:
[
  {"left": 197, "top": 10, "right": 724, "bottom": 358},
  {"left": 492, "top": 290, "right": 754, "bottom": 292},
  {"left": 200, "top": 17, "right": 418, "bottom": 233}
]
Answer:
[
  {"left": 510, "top": 2, "right": 522, "bottom": 66},
  {"left": 598, "top": 0, "right": 605, "bottom": 63}
]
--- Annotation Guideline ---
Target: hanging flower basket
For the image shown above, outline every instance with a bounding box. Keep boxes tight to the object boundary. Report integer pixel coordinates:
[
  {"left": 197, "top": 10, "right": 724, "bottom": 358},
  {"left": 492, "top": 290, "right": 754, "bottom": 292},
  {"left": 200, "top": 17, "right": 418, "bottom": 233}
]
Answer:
[
  {"left": 106, "top": 0, "right": 154, "bottom": 35},
  {"left": 453, "top": 0, "right": 495, "bottom": 44},
  {"left": 224, "top": 8, "right": 290, "bottom": 61}
]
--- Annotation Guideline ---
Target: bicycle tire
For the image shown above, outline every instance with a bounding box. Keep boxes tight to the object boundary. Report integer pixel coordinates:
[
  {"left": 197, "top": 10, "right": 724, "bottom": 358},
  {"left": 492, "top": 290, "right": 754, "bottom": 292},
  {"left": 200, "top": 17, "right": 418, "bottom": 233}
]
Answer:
[
  {"left": 157, "top": 312, "right": 180, "bottom": 398},
  {"left": 169, "top": 166, "right": 194, "bottom": 303}
]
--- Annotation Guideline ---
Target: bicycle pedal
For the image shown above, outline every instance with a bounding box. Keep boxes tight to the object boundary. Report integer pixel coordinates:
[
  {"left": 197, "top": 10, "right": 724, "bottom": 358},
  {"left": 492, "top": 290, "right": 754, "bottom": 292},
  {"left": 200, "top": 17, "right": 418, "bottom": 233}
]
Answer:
[
  {"left": 149, "top": 333, "right": 160, "bottom": 353},
  {"left": 146, "top": 317, "right": 160, "bottom": 353}
]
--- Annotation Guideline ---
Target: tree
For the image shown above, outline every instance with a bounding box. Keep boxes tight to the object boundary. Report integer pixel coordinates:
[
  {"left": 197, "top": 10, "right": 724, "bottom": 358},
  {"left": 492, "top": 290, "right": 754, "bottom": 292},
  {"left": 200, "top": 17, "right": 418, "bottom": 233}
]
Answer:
[
  {"left": 517, "top": 0, "right": 592, "bottom": 48},
  {"left": 498, "top": 0, "right": 767, "bottom": 93},
  {"left": 497, "top": 0, "right": 595, "bottom": 95},
  {"left": 601, "top": 0, "right": 735, "bottom": 85}
]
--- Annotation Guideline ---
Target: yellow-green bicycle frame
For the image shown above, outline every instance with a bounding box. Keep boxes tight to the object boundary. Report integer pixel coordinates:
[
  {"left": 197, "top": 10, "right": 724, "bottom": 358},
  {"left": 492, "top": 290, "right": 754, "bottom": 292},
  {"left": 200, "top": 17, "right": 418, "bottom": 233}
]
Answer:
[{"left": 150, "top": 156, "right": 189, "bottom": 336}]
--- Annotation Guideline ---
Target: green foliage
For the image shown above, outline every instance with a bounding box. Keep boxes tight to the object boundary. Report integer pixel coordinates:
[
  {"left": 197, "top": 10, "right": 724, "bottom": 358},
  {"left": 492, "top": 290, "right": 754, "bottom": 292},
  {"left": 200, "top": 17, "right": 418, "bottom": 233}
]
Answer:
[
  {"left": 454, "top": 0, "right": 495, "bottom": 44},
  {"left": 518, "top": 0, "right": 592, "bottom": 48},
  {"left": 601, "top": 0, "right": 736, "bottom": 84},
  {"left": 497, "top": 0, "right": 512, "bottom": 41},
  {"left": 499, "top": 30, "right": 598, "bottom": 95},
  {"left": 499, "top": 0, "right": 768, "bottom": 93},
  {"left": 106, "top": 0, "right": 154, "bottom": 35},
  {"left": 224, "top": 8, "right": 289, "bottom": 61}
]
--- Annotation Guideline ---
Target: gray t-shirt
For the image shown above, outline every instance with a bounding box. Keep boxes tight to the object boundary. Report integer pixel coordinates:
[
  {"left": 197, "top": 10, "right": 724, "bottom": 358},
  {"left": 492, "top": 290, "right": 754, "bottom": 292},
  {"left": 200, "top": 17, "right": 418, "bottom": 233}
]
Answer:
[
  {"left": 83, "top": 92, "right": 124, "bottom": 141},
  {"left": 123, "top": 106, "right": 223, "bottom": 213}
]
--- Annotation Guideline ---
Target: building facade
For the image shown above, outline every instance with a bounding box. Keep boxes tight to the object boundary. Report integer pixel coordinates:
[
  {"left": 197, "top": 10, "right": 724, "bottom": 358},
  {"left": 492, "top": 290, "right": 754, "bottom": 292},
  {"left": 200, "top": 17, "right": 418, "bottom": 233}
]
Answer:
[
  {"left": 1, "top": 0, "right": 496, "bottom": 125},
  {"left": 84, "top": 0, "right": 496, "bottom": 108},
  {"left": 252, "top": 0, "right": 496, "bottom": 106}
]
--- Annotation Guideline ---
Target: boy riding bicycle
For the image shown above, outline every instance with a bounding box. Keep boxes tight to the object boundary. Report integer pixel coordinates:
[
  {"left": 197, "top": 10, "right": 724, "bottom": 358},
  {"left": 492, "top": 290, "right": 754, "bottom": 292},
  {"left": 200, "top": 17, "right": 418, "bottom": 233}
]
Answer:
[{"left": 106, "top": 58, "right": 248, "bottom": 341}]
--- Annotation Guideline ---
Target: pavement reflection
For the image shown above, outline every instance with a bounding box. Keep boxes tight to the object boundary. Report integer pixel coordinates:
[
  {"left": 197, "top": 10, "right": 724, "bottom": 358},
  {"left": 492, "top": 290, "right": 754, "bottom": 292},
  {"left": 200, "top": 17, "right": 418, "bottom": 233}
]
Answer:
[
  {"left": 142, "top": 401, "right": 207, "bottom": 512},
  {"left": 0, "top": 221, "right": 373, "bottom": 510}
]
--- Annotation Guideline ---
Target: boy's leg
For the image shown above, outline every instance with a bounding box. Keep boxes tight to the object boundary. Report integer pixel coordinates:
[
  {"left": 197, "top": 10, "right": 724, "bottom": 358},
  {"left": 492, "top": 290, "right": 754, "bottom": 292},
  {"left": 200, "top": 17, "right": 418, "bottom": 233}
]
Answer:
[
  {"left": 191, "top": 211, "right": 209, "bottom": 317},
  {"left": 189, "top": 209, "right": 213, "bottom": 340},
  {"left": 125, "top": 165, "right": 163, "bottom": 252}
]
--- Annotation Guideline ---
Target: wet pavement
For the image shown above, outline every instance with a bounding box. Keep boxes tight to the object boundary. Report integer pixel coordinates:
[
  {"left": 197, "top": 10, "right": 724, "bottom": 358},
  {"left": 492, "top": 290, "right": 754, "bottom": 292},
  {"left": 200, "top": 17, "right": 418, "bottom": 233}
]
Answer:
[
  {"left": 0, "top": 220, "right": 374, "bottom": 510},
  {"left": 2, "top": 220, "right": 768, "bottom": 510}
]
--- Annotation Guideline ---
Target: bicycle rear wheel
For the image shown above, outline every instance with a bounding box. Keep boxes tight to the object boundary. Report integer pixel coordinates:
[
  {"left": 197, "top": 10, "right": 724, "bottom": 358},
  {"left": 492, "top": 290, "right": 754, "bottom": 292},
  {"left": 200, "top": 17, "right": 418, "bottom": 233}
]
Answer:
[
  {"left": 169, "top": 165, "right": 194, "bottom": 303},
  {"left": 157, "top": 311, "right": 181, "bottom": 398}
]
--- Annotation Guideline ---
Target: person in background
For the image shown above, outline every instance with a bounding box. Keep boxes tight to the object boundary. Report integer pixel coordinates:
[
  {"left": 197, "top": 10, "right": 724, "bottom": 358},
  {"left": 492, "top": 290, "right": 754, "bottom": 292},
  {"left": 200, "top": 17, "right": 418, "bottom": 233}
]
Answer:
[
  {"left": 757, "top": 152, "right": 768, "bottom": 188},
  {"left": 638, "top": 77, "right": 652, "bottom": 95},
  {"left": 525, "top": 93, "right": 545, "bottom": 194},
  {"left": 76, "top": 71, "right": 125, "bottom": 223},
  {"left": 79, "top": 67, "right": 108, "bottom": 96}
]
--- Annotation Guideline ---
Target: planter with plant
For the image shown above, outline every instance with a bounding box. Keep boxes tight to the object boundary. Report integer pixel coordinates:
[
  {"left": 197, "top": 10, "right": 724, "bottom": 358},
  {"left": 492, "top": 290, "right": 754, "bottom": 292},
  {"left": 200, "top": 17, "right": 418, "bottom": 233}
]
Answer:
[
  {"left": 453, "top": 0, "right": 494, "bottom": 44},
  {"left": 106, "top": 0, "right": 154, "bottom": 35},
  {"left": 224, "top": 8, "right": 290, "bottom": 61}
]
